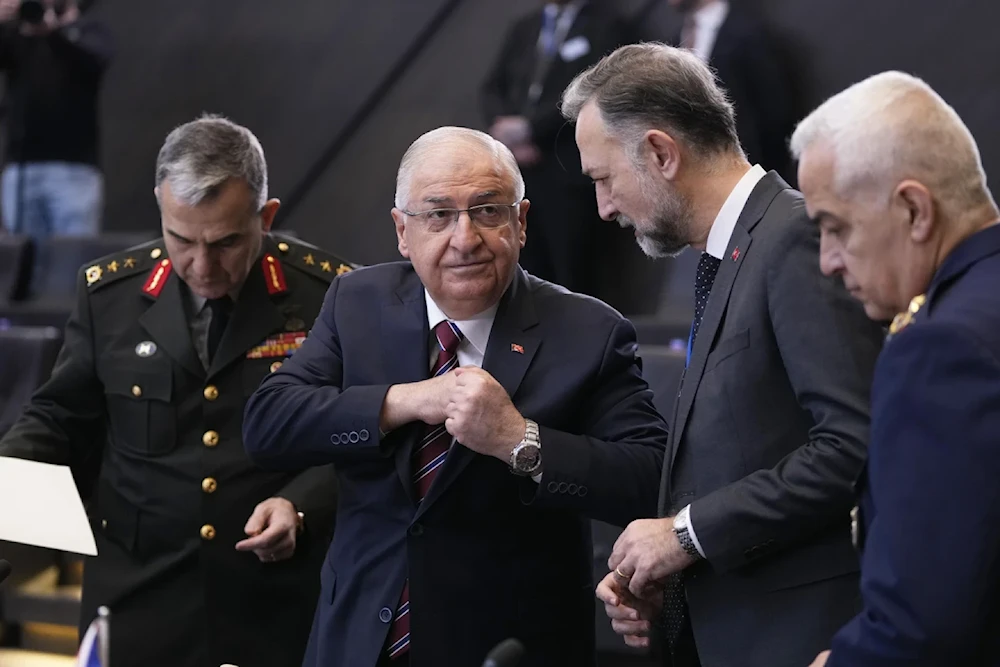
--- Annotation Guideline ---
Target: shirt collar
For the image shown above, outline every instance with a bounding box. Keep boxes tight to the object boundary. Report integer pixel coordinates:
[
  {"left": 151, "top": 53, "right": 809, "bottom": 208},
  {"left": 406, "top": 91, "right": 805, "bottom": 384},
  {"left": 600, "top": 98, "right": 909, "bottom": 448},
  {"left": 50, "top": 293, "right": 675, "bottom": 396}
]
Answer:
[
  {"left": 705, "top": 164, "right": 767, "bottom": 259},
  {"left": 692, "top": 0, "right": 729, "bottom": 31},
  {"left": 424, "top": 291, "right": 498, "bottom": 358}
]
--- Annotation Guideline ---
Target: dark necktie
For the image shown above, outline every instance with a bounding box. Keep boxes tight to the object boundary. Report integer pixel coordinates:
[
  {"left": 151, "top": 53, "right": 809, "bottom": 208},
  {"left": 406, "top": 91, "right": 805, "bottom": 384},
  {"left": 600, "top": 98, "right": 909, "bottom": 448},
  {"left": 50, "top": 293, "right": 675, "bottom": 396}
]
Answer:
[
  {"left": 206, "top": 296, "right": 232, "bottom": 363},
  {"left": 385, "top": 320, "right": 464, "bottom": 660},
  {"left": 686, "top": 252, "right": 722, "bottom": 366}
]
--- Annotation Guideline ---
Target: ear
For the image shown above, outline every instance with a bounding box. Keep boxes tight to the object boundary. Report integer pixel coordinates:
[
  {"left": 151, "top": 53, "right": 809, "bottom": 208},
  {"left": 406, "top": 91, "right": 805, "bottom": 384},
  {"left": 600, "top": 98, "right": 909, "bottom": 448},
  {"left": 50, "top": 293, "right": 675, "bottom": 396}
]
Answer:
[
  {"left": 259, "top": 198, "right": 280, "bottom": 232},
  {"left": 391, "top": 208, "right": 410, "bottom": 258},
  {"left": 516, "top": 199, "right": 530, "bottom": 248},
  {"left": 644, "top": 130, "right": 682, "bottom": 181},
  {"left": 895, "top": 180, "right": 935, "bottom": 243}
]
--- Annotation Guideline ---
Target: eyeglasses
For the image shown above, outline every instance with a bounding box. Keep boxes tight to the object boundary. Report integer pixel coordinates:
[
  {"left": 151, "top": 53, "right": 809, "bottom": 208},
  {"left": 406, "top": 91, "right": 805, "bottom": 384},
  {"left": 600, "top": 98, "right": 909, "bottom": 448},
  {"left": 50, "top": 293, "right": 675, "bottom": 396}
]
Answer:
[{"left": 400, "top": 201, "right": 522, "bottom": 234}]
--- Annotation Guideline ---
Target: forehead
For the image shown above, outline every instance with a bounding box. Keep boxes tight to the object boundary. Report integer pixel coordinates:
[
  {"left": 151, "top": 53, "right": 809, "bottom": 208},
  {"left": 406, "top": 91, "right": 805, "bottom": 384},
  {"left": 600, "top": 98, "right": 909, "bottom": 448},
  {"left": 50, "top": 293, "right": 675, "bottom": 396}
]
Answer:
[
  {"left": 407, "top": 143, "right": 513, "bottom": 203},
  {"left": 160, "top": 179, "right": 255, "bottom": 240},
  {"left": 797, "top": 144, "right": 840, "bottom": 217},
  {"left": 575, "top": 101, "right": 621, "bottom": 169}
]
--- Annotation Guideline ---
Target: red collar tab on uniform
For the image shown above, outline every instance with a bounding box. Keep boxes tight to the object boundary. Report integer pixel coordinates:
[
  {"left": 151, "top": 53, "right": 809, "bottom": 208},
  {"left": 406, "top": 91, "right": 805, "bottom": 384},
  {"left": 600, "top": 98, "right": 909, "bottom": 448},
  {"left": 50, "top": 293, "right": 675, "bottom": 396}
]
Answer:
[
  {"left": 143, "top": 259, "right": 172, "bottom": 298},
  {"left": 263, "top": 253, "right": 288, "bottom": 295}
]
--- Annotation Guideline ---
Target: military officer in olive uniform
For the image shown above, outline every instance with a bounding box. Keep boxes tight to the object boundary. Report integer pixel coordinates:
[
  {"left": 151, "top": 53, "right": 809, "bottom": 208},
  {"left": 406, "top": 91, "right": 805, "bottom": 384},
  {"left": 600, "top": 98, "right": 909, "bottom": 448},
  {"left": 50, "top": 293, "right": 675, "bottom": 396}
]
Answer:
[
  {"left": 0, "top": 115, "right": 354, "bottom": 667},
  {"left": 793, "top": 72, "right": 1000, "bottom": 666}
]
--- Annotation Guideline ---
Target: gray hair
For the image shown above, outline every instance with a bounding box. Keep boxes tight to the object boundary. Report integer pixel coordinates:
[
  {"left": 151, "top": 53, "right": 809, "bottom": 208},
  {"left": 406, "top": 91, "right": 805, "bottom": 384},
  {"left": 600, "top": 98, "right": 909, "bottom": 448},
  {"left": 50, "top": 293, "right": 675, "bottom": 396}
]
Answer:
[
  {"left": 394, "top": 127, "right": 525, "bottom": 209},
  {"left": 790, "top": 71, "right": 994, "bottom": 215},
  {"left": 155, "top": 114, "right": 268, "bottom": 211},
  {"left": 561, "top": 42, "right": 743, "bottom": 161}
]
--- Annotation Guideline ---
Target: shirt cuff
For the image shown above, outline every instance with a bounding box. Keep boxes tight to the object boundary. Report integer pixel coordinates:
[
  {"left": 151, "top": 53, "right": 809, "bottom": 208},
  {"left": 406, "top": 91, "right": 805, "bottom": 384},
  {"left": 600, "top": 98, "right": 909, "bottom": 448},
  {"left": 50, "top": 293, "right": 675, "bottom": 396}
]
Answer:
[{"left": 678, "top": 504, "right": 706, "bottom": 559}]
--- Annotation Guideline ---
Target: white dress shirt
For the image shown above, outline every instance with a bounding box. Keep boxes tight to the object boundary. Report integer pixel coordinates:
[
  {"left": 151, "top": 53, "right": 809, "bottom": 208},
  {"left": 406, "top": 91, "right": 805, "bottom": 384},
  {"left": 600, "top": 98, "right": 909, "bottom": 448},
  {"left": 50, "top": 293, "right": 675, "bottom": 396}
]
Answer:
[
  {"left": 685, "top": 0, "right": 730, "bottom": 63},
  {"left": 681, "top": 163, "right": 766, "bottom": 558}
]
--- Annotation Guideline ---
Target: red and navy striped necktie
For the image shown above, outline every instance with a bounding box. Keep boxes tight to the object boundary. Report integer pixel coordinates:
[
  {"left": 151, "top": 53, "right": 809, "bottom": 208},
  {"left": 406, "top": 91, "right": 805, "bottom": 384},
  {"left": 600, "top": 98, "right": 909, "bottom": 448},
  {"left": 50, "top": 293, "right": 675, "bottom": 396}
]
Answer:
[{"left": 386, "top": 320, "right": 464, "bottom": 660}]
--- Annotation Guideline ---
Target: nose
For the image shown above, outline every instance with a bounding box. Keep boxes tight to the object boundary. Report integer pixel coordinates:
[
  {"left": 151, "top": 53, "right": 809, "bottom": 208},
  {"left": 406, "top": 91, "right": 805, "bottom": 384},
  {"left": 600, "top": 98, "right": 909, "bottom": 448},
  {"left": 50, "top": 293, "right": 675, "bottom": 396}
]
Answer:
[
  {"left": 818, "top": 237, "right": 845, "bottom": 278},
  {"left": 191, "top": 245, "right": 216, "bottom": 279},
  {"left": 449, "top": 211, "right": 484, "bottom": 253},
  {"left": 595, "top": 188, "right": 618, "bottom": 223}
]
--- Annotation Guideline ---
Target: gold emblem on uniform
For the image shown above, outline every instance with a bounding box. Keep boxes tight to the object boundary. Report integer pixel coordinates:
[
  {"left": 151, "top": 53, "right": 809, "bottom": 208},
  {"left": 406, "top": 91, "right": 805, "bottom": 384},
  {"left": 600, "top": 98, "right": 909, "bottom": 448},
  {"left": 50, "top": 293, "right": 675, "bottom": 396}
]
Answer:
[
  {"left": 107, "top": 260, "right": 119, "bottom": 273},
  {"left": 336, "top": 263, "right": 352, "bottom": 276},
  {"left": 320, "top": 261, "right": 332, "bottom": 273},
  {"left": 85, "top": 265, "right": 103, "bottom": 285},
  {"left": 123, "top": 257, "right": 137, "bottom": 269},
  {"left": 303, "top": 253, "right": 316, "bottom": 266},
  {"left": 888, "top": 294, "right": 926, "bottom": 336},
  {"left": 277, "top": 242, "right": 290, "bottom": 253},
  {"left": 150, "top": 248, "right": 162, "bottom": 260}
]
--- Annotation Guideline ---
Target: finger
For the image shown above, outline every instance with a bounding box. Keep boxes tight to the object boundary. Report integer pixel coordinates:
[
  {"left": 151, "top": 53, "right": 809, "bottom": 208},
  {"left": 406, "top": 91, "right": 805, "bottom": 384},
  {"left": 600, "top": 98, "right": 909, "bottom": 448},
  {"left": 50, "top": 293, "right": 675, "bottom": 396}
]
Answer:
[
  {"left": 604, "top": 604, "right": 640, "bottom": 622},
  {"left": 595, "top": 575, "right": 620, "bottom": 606},
  {"left": 236, "top": 524, "right": 285, "bottom": 551},
  {"left": 628, "top": 566, "right": 652, "bottom": 598},
  {"left": 611, "top": 619, "right": 651, "bottom": 636},
  {"left": 624, "top": 635, "right": 651, "bottom": 649},
  {"left": 243, "top": 505, "right": 270, "bottom": 535},
  {"left": 608, "top": 534, "right": 630, "bottom": 571}
]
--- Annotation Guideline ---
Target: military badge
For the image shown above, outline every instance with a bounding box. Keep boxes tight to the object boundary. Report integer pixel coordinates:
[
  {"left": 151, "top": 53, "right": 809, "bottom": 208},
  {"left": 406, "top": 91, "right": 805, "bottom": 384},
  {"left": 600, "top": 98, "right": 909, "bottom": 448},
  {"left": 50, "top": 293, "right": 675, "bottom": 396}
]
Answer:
[{"left": 247, "top": 332, "right": 307, "bottom": 359}]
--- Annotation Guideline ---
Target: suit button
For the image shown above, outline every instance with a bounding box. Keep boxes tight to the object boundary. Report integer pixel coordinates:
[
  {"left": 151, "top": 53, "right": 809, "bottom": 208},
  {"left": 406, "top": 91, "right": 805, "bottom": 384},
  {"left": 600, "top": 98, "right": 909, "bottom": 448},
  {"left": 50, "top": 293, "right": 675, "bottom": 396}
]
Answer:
[
  {"left": 203, "top": 430, "right": 219, "bottom": 447},
  {"left": 203, "top": 385, "right": 219, "bottom": 401},
  {"left": 200, "top": 524, "right": 216, "bottom": 540},
  {"left": 579, "top": 486, "right": 589, "bottom": 498},
  {"left": 330, "top": 433, "right": 341, "bottom": 445},
  {"left": 558, "top": 482, "right": 569, "bottom": 494},
  {"left": 131, "top": 385, "right": 142, "bottom": 397},
  {"left": 202, "top": 477, "right": 218, "bottom": 494},
  {"left": 101, "top": 519, "right": 107, "bottom": 529},
  {"left": 270, "top": 361, "right": 283, "bottom": 373},
  {"left": 349, "top": 431, "right": 360, "bottom": 444},
  {"left": 341, "top": 432, "right": 349, "bottom": 444},
  {"left": 359, "top": 429, "right": 370, "bottom": 442},
  {"left": 547, "top": 481, "right": 559, "bottom": 493},
  {"left": 409, "top": 523, "right": 424, "bottom": 537},
  {"left": 379, "top": 607, "right": 393, "bottom": 623},
  {"left": 568, "top": 484, "right": 579, "bottom": 494}
]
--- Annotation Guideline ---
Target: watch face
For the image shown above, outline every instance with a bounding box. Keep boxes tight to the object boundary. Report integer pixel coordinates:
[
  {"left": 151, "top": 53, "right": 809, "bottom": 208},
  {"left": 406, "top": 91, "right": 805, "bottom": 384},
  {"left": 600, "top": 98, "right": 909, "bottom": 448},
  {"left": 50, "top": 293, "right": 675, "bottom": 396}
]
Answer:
[{"left": 515, "top": 444, "right": 541, "bottom": 471}]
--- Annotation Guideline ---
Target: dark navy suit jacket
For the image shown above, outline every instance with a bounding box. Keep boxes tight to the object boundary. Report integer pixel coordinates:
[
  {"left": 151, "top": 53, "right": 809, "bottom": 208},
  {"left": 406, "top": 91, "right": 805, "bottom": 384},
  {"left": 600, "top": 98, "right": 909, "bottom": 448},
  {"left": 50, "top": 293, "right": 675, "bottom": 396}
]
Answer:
[
  {"left": 243, "top": 263, "right": 669, "bottom": 667},
  {"left": 827, "top": 224, "right": 1000, "bottom": 666}
]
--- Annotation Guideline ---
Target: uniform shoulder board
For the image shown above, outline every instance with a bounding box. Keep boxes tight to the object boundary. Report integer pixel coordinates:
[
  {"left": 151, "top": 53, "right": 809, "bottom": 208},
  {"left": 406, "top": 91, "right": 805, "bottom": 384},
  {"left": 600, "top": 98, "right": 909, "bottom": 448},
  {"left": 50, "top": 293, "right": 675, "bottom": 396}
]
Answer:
[
  {"left": 84, "top": 238, "right": 168, "bottom": 292},
  {"left": 269, "top": 233, "right": 360, "bottom": 283}
]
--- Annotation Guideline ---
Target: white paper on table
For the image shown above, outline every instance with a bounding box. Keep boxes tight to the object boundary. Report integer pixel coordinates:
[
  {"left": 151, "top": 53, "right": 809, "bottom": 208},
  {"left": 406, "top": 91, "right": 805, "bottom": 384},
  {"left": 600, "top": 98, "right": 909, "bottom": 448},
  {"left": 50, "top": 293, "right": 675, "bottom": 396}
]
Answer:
[{"left": 0, "top": 456, "right": 97, "bottom": 555}]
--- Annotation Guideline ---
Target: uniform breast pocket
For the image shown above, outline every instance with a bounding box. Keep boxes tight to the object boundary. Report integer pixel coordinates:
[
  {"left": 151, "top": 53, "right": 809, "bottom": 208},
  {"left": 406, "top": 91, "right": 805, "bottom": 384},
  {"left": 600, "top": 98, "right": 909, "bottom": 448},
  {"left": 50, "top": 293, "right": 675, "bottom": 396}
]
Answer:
[{"left": 104, "top": 366, "right": 177, "bottom": 456}]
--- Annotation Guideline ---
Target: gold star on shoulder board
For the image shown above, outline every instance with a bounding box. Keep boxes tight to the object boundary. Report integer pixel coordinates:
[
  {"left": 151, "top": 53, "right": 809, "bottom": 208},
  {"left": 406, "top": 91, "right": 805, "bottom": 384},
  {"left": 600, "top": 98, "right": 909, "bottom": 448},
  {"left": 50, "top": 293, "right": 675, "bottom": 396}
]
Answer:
[
  {"left": 336, "top": 264, "right": 352, "bottom": 276},
  {"left": 107, "top": 260, "right": 119, "bottom": 273},
  {"left": 85, "top": 265, "right": 103, "bottom": 285},
  {"left": 320, "top": 261, "right": 332, "bottom": 272},
  {"left": 889, "top": 293, "right": 927, "bottom": 336},
  {"left": 303, "top": 253, "right": 316, "bottom": 266},
  {"left": 124, "top": 257, "right": 136, "bottom": 269}
]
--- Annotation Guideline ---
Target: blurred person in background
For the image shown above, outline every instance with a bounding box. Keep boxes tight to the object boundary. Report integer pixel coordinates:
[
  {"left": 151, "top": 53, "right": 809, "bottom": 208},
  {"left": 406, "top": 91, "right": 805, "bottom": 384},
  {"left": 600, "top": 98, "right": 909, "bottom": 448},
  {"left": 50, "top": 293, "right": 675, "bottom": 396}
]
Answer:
[
  {"left": 669, "top": 0, "right": 796, "bottom": 181},
  {"left": 482, "top": 0, "right": 638, "bottom": 300},
  {"left": 0, "top": 0, "right": 112, "bottom": 241}
]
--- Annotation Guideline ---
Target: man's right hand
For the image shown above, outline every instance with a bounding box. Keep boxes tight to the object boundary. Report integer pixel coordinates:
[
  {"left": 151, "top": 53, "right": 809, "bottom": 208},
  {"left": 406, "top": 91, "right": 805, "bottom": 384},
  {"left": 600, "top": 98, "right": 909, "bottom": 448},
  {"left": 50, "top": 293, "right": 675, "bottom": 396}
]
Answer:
[
  {"left": 379, "top": 370, "right": 460, "bottom": 434},
  {"left": 596, "top": 570, "right": 664, "bottom": 649}
]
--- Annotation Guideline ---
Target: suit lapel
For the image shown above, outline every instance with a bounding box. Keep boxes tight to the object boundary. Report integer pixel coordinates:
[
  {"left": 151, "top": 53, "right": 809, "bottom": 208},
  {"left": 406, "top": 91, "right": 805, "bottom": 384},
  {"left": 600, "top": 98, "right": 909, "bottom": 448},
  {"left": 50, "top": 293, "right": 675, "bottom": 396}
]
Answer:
[
  {"left": 207, "top": 263, "right": 286, "bottom": 379},
  {"left": 416, "top": 269, "right": 540, "bottom": 518},
  {"left": 666, "top": 173, "right": 785, "bottom": 476},
  {"left": 383, "top": 270, "right": 432, "bottom": 506},
  {"left": 138, "top": 272, "right": 204, "bottom": 379}
]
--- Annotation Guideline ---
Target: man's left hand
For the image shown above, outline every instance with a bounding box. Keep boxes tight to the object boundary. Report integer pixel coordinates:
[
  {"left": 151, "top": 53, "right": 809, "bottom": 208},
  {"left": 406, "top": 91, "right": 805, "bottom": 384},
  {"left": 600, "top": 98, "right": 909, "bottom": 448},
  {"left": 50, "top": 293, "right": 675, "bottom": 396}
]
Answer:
[
  {"left": 809, "top": 651, "right": 831, "bottom": 667},
  {"left": 445, "top": 366, "right": 525, "bottom": 461},
  {"left": 610, "top": 517, "right": 697, "bottom": 596},
  {"left": 235, "top": 497, "right": 301, "bottom": 563}
]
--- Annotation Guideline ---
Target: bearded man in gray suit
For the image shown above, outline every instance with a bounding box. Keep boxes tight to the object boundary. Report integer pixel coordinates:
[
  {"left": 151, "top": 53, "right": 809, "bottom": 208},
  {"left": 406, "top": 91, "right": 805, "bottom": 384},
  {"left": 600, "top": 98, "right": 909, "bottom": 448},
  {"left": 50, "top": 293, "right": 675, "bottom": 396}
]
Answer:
[{"left": 562, "top": 43, "right": 884, "bottom": 667}]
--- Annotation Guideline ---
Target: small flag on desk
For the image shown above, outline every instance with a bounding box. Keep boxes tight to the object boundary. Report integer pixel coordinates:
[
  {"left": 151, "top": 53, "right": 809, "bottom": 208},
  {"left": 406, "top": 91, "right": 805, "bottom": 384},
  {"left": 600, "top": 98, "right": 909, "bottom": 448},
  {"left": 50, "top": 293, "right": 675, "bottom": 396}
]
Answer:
[{"left": 77, "top": 605, "right": 110, "bottom": 667}]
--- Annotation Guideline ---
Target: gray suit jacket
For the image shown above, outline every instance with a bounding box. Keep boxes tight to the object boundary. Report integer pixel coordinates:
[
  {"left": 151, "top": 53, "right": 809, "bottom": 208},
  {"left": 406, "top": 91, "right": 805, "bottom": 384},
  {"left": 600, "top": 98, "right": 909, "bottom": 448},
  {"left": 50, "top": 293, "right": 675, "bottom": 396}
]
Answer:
[{"left": 658, "top": 173, "right": 884, "bottom": 667}]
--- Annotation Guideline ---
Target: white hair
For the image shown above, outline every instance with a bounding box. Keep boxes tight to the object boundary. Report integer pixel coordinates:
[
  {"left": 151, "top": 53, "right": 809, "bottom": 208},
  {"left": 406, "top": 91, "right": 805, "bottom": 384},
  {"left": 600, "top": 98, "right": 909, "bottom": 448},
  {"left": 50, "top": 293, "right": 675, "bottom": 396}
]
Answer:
[
  {"left": 790, "top": 71, "right": 994, "bottom": 214},
  {"left": 394, "top": 127, "right": 526, "bottom": 210}
]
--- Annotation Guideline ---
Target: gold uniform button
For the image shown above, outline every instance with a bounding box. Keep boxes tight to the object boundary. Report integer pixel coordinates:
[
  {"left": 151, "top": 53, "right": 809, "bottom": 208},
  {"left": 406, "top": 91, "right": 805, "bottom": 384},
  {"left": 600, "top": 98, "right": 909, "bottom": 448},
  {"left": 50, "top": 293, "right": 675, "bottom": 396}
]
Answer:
[
  {"left": 200, "top": 524, "right": 216, "bottom": 540},
  {"left": 277, "top": 242, "right": 290, "bottom": 253},
  {"left": 131, "top": 385, "right": 142, "bottom": 397},
  {"left": 202, "top": 477, "right": 218, "bottom": 493},
  {"left": 270, "top": 361, "right": 283, "bottom": 373},
  {"left": 150, "top": 248, "right": 162, "bottom": 259},
  {"left": 203, "top": 430, "right": 219, "bottom": 447},
  {"left": 203, "top": 385, "right": 219, "bottom": 401}
]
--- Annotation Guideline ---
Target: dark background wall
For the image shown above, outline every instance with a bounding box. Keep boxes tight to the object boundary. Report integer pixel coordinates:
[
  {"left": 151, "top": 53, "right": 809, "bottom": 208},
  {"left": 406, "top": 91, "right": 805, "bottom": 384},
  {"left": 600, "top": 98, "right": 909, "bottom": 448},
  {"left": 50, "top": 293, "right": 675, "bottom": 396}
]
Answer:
[{"left": 90, "top": 0, "right": 1000, "bottom": 270}]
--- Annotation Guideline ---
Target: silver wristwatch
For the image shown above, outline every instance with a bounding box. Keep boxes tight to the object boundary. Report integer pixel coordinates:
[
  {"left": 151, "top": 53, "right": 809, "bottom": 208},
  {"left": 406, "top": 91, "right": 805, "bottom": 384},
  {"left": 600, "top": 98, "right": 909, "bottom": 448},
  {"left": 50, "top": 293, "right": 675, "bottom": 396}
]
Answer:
[
  {"left": 672, "top": 506, "right": 702, "bottom": 560},
  {"left": 509, "top": 419, "right": 542, "bottom": 477}
]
